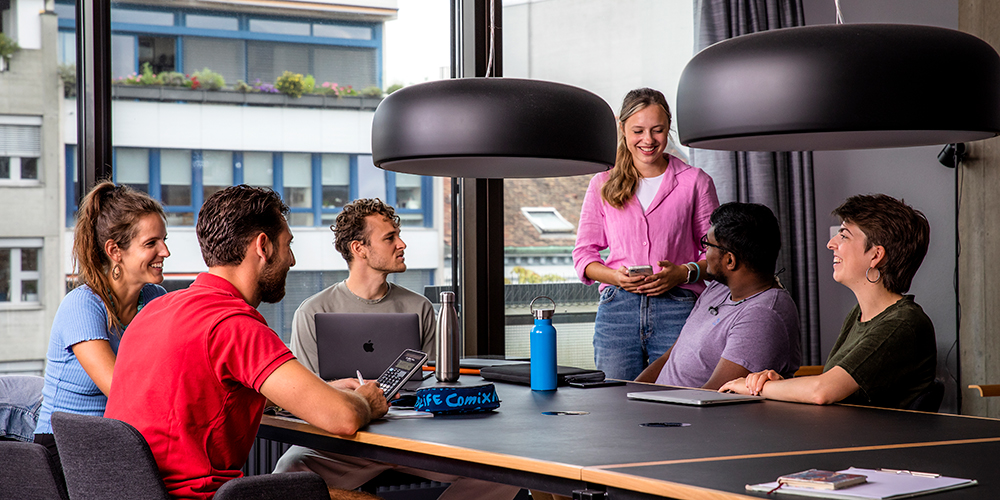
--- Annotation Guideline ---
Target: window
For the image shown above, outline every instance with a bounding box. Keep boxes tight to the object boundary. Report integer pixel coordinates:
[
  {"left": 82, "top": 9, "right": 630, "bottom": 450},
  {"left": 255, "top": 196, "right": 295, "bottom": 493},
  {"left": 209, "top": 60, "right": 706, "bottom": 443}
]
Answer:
[
  {"left": 185, "top": 14, "right": 238, "bottom": 31},
  {"left": 282, "top": 153, "right": 313, "bottom": 227},
  {"left": 138, "top": 35, "right": 176, "bottom": 74},
  {"left": 115, "top": 147, "right": 150, "bottom": 193},
  {"left": 161, "top": 149, "right": 194, "bottom": 225},
  {"left": 521, "top": 207, "right": 575, "bottom": 236},
  {"left": 183, "top": 37, "right": 244, "bottom": 84},
  {"left": 313, "top": 23, "right": 372, "bottom": 40},
  {"left": 0, "top": 121, "right": 42, "bottom": 183},
  {"left": 0, "top": 240, "right": 42, "bottom": 305},
  {"left": 249, "top": 18, "right": 310, "bottom": 36}
]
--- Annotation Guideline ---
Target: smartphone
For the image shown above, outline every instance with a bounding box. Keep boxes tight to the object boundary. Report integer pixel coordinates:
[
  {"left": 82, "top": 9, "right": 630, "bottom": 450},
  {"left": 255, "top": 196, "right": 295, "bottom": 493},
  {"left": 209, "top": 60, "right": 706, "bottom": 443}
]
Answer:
[
  {"left": 627, "top": 265, "right": 653, "bottom": 277},
  {"left": 568, "top": 380, "right": 626, "bottom": 388},
  {"left": 375, "top": 349, "right": 429, "bottom": 401}
]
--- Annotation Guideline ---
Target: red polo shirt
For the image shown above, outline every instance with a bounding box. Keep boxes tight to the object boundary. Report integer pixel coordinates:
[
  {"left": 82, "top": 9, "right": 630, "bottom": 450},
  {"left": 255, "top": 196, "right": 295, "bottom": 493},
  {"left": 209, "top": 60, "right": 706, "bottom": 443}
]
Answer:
[{"left": 106, "top": 273, "right": 295, "bottom": 499}]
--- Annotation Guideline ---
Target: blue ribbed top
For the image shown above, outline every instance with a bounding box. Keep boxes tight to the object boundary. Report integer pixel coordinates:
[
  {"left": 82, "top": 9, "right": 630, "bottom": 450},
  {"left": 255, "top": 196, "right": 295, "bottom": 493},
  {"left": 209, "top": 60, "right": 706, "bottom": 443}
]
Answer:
[{"left": 34, "top": 283, "right": 166, "bottom": 434}]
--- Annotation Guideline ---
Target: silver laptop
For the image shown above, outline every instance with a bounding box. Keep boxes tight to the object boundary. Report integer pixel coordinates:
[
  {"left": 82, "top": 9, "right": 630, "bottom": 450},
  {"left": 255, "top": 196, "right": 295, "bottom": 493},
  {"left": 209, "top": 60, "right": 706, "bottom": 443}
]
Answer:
[
  {"left": 627, "top": 389, "right": 764, "bottom": 406},
  {"left": 315, "top": 312, "right": 420, "bottom": 381}
]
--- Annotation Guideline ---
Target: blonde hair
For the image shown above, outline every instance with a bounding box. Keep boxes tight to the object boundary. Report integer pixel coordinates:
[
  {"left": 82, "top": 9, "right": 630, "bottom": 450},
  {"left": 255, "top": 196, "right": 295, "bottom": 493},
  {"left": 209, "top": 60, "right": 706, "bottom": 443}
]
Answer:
[
  {"left": 73, "top": 181, "right": 165, "bottom": 334},
  {"left": 601, "top": 88, "right": 673, "bottom": 209}
]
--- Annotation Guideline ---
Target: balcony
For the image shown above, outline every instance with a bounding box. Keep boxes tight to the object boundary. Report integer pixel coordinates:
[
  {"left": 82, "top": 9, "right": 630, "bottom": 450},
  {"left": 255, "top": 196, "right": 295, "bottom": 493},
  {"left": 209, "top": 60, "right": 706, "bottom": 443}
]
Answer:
[{"left": 111, "top": 85, "right": 384, "bottom": 110}]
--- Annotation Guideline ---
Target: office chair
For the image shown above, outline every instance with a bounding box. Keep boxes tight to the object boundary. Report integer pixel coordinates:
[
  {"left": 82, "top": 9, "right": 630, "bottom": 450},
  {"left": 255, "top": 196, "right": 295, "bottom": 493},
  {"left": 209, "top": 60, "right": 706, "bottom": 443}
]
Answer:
[
  {"left": 968, "top": 384, "right": 1000, "bottom": 397},
  {"left": 51, "top": 412, "right": 328, "bottom": 500},
  {"left": 0, "top": 439, "right": 69, "bottom": 500},
  {"left": 907, "top": 379, "right": 945, "bottom": 413}
]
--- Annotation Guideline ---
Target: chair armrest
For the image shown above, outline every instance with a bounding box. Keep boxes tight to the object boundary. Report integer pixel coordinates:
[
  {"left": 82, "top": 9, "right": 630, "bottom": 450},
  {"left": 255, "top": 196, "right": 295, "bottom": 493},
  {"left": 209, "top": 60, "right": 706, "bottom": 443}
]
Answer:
[
  {"left": 794, "top": 365, "right": 823, "bottom": 377},
  {"left": 968, "top": 384, "right": 1000, "bottom": 397}
]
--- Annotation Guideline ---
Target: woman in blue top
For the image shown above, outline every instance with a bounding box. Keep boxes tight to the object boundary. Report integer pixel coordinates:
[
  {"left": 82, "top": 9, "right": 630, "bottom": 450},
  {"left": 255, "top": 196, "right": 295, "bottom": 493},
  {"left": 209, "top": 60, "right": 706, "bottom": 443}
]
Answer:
[{"left": 34, "top": 182, "right": 170, "bottom": 460}]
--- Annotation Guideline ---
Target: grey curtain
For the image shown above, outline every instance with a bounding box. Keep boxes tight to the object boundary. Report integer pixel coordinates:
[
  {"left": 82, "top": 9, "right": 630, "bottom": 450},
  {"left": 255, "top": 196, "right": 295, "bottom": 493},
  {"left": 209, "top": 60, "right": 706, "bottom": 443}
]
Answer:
[{"left": 691, "top": 0, "right": 822, "bottom": 364}]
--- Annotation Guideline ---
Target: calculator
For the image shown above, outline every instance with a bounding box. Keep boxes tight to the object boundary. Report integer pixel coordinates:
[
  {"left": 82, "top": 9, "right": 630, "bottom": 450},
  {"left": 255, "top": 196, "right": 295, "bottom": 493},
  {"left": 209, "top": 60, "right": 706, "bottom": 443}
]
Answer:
[{"left": 376, "top": 349, "right": 429, "bottom": 401}]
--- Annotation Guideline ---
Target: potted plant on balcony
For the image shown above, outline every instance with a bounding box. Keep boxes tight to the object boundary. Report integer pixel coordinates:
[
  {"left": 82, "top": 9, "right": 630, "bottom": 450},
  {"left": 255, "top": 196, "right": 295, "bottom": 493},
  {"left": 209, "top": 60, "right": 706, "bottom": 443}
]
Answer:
[{"left": 0, "top": 33, "right": 20, "bottom": 72}]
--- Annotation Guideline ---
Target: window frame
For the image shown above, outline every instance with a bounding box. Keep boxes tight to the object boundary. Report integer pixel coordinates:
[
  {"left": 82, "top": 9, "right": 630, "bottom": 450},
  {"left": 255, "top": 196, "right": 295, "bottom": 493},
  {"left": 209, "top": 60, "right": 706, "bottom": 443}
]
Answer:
[
  {"left": 76, "top": 0, "right": 496, "bottom": 354},
  {"left": 0, "top": 238, "right": 44, "bottom": 307}
]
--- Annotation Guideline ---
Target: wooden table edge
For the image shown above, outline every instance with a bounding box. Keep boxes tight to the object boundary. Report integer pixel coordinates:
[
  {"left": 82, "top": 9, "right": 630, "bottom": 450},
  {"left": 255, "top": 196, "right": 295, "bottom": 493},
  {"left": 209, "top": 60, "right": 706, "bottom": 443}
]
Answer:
[{"left": 581, "top": 467, "right": 759, "bottom": 500}]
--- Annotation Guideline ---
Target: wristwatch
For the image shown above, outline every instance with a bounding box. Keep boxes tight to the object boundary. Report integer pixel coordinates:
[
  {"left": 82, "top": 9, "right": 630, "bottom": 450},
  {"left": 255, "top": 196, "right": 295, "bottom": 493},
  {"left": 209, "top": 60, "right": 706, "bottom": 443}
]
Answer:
[{"left": 685, "top": 262, "right": 697, "bottom": 284}]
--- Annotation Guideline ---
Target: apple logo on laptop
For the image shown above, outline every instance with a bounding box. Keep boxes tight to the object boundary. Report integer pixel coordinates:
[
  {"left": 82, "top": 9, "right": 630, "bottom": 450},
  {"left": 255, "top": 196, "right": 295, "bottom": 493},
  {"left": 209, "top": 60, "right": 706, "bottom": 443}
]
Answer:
[{"left": 363, "top": 340, "right": 374, "bottom": 352}]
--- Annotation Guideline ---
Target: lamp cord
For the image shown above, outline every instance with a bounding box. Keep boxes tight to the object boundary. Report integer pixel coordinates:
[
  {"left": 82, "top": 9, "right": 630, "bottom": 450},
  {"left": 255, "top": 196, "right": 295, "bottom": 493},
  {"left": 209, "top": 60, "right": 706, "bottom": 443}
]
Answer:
[
  {"left": 834, "top": 0, "right": 845, "bottom": 24},
  {"left": 484, "top": 0, "right": 496, "bottom": 77}
]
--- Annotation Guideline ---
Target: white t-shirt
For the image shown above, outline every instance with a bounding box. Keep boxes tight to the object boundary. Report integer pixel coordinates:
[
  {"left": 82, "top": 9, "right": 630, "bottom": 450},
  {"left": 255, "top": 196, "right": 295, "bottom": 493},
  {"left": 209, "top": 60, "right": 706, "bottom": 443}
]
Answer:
[{"left": 636, "top": 172, "right": 665, "bottom": 211}]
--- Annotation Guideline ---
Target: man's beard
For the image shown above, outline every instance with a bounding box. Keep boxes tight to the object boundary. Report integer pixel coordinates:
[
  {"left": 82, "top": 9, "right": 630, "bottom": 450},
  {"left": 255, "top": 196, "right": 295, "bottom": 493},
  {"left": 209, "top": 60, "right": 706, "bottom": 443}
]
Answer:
[
  {"left": 258, "top": 254, "right": 289, "bottom": 303},
  {"left": 705, "top": 269, "right": 727, "bottom": 286}
]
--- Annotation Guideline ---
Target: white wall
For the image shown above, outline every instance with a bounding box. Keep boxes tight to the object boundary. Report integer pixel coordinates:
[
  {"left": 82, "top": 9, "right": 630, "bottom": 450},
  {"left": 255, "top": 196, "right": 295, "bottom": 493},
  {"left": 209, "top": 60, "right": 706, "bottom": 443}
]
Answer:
[
  {"left": 503, "top": 0, "right": 694, "bottom": 127},
  {"left": 11, "top": 0, "right": 44, "bottom": 50},
  {"left": 802, "top": 0, "right": 960, "bottom": 411}
]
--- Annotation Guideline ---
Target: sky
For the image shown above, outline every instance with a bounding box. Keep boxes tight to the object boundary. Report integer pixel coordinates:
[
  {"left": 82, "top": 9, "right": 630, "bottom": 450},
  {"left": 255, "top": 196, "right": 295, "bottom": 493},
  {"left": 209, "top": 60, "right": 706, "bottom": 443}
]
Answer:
[{"left": 382, "top": 0, "right": 451, "bottom": 87}]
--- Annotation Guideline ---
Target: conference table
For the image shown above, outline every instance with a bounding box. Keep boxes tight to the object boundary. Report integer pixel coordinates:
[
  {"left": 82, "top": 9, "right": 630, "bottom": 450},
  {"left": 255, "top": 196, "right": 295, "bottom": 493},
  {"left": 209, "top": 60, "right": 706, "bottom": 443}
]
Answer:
[{"left": 258, "top": 376, "right": 1000, "bottom": 499}]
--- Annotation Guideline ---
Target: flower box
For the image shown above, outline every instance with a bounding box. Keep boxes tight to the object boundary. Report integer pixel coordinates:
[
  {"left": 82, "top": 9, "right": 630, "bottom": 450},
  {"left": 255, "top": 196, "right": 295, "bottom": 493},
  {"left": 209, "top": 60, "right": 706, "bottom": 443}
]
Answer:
[{"left": 111, "top": 84, "right": 384, "bottom": 109}]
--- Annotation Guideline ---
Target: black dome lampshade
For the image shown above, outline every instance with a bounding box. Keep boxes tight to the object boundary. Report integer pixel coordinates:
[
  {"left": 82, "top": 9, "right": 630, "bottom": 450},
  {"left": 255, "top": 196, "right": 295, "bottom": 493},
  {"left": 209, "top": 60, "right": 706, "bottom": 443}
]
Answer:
[
  {"left": 677, "top": 24, "right": 1000, "bottom": 151},
  {"left": 371, "top": 78, "right": 617, "bottom": 178}
]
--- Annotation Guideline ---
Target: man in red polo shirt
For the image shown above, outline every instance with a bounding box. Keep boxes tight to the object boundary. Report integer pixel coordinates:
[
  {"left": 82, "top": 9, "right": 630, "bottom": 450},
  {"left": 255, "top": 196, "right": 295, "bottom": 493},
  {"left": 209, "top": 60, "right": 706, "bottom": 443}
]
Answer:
[{"left": 106, "top": 185, "right": 387, "bottom": 499}]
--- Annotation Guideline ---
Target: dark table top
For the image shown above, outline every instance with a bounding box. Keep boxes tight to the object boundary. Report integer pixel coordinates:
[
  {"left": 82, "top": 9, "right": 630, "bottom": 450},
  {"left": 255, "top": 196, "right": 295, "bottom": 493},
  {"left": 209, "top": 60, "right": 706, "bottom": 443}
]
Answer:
[{"left": 259, "top": 377, "right": 1000, "bottom": 499}]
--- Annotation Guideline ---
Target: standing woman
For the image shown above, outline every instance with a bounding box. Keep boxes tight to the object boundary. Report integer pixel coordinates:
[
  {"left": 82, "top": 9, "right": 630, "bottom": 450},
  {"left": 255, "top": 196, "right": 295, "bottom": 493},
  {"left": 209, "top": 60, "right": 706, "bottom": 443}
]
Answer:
[
  {"left": 34, "top": 182, "right": 170, "bottom": 460},
  {"left": 573, "top": 88, "right": 719, "bottom": 380}
]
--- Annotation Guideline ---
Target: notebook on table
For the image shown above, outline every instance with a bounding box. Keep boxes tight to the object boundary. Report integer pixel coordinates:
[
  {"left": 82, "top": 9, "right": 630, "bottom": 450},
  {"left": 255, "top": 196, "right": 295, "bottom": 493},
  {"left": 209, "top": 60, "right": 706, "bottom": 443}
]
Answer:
[
  {"left": 315, "top": 312, "right": 420, "bottom": 381},
  {"left": 626, "top": 388, "right": 764, "bottom": 406},
  {"left": 479, "top": 363, "right": 605, "bottom": 386}
]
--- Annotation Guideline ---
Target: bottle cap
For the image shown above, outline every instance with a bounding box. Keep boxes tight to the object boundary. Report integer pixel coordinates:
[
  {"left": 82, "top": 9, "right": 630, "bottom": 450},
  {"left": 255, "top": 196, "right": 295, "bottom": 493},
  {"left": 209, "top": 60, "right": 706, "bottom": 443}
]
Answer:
[
  {"left": 529, "top": 295, "right": 555, "bottom": 320},
  {"left": 440, "top": 291, "right": 455, "bottom": 303}
]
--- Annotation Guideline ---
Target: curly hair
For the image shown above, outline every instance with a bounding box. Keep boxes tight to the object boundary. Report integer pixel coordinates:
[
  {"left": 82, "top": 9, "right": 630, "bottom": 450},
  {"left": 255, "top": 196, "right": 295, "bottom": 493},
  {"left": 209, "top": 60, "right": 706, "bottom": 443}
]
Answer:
[
  {"left": 333, "top": 198, "right": 400, "bottom": 264},
  {"left": 196, "top": 185, "right": 289, "bottom": 267}
]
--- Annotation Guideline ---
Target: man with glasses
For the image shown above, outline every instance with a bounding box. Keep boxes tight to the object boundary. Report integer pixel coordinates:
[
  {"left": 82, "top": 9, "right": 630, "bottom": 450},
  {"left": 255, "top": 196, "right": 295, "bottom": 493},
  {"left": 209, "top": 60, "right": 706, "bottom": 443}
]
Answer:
[{"left": 635, "top": 202, "right": 802, "bottom": 389}]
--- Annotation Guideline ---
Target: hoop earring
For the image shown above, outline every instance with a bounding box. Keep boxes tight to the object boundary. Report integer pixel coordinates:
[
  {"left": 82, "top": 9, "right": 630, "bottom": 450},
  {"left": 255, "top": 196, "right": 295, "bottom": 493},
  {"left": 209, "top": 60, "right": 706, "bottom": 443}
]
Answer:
[
  {"left": 112, "top": 264, "right": 122, "bottom": 281},
  {"left": 866, "top": 267, "right": 881, "bottom": 284}
]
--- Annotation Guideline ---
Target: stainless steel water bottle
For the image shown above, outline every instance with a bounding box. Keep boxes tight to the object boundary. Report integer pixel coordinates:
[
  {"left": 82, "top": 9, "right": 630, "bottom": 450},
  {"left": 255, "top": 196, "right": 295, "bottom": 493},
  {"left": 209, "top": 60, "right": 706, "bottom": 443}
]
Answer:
[
  {"left": 529, "top": 296, "right": 557, "bottom": 391},
  {"left": 435, "top": 291, "right": 460, "bottom": 382}
]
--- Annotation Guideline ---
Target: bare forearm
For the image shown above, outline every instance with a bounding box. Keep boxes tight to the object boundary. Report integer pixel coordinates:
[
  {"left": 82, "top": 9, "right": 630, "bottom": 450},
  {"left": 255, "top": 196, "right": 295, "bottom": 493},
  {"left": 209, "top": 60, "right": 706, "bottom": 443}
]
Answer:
[
  {"left": 760, "top": 371, "right": 858, "bottom": 405},
  {"left": 584, "top": 262, "right": 619, "bottom": 287},
  {"left": 636, "top": 348, "right": 671, "bottom": 383}
]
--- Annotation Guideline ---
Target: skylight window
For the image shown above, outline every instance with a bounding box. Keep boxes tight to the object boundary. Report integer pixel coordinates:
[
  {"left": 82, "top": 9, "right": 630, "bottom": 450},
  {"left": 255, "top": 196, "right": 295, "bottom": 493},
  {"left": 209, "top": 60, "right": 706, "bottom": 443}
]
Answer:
[{"left": 521, "top": 207, "right": 575, "bottom": 235}]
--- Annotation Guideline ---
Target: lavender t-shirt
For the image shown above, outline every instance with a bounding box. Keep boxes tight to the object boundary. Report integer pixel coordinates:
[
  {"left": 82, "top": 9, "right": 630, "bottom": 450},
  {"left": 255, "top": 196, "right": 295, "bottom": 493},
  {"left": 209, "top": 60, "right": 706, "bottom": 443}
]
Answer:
[{"left": 655, "top": 280, "right": 801, "bottom": 388}]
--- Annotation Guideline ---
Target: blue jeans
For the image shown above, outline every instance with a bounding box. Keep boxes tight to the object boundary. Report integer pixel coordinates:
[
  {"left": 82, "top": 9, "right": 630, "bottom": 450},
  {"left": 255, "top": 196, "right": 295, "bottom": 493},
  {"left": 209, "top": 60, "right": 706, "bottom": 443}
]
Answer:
[{"left": 593, "top": 287, "right": 696, "bottom": 380}]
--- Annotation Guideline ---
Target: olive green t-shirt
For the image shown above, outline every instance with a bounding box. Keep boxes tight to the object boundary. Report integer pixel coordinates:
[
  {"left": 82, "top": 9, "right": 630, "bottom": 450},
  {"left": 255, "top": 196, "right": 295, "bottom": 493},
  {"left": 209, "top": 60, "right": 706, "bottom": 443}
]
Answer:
[{"left": 823, "top": 296, "right": 936, "bottom": 409}]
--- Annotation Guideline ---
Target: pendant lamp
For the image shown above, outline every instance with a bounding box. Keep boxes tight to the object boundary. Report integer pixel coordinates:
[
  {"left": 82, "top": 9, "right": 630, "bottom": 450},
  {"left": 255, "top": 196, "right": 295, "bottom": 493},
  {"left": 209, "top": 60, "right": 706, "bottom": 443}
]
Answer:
[
  {"left": 676, "top": 24, "right": 1000, "bottom": 151},
  {"left": 371, "top": 78, "right": 617, "bottom": 178}
]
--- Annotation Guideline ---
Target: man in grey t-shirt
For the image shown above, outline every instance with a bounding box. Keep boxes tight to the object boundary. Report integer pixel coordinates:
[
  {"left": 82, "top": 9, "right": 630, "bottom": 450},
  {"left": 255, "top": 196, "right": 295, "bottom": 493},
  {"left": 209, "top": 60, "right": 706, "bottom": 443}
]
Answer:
[
  {"left": 275, "top": 199, "right": 520, "bottom": 500},
  {"left": 289, "top": 198, "right": 435, "bottom": 373},
  {"left": 636, "top": 202, "right": 801, "bottom": 389}
]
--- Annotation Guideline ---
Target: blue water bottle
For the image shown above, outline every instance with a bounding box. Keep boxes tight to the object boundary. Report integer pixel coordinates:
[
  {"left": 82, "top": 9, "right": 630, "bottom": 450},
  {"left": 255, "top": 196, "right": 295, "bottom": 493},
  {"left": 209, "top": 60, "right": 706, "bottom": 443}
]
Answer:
[{"left": 529, "top": 296, "right": 557, "bottom": 391}]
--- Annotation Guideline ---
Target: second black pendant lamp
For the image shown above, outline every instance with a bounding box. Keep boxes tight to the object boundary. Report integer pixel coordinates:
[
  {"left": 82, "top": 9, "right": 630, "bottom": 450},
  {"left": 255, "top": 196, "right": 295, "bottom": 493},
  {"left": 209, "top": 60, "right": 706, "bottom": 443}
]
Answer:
[{"left": 677, "top": 23, "right": 1000, "bottom": 151}]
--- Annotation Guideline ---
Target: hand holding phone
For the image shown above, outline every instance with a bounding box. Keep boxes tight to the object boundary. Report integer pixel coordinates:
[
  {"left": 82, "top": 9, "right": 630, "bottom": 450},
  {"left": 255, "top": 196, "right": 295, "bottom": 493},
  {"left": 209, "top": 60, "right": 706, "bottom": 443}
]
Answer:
[{"left": 627, "top": 265, "right": 653, "bottom": 277}]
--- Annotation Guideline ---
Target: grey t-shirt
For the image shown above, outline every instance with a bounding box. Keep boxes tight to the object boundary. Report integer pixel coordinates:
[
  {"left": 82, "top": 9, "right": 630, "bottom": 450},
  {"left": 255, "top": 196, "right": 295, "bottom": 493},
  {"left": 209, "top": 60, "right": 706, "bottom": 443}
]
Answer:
[
  {"left": 290, "top": 280, "right": 436, "bottom": 375},
  {"left": 656, "top": 280, "right": 802, "bottom": 388}
]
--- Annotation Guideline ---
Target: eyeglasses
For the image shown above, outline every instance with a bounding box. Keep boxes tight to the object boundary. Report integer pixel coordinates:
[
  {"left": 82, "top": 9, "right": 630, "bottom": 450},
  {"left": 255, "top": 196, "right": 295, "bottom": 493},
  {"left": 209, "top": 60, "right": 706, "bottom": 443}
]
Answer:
[{"left": 700, "top": 235, "right": 734, "bottom": 255}]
